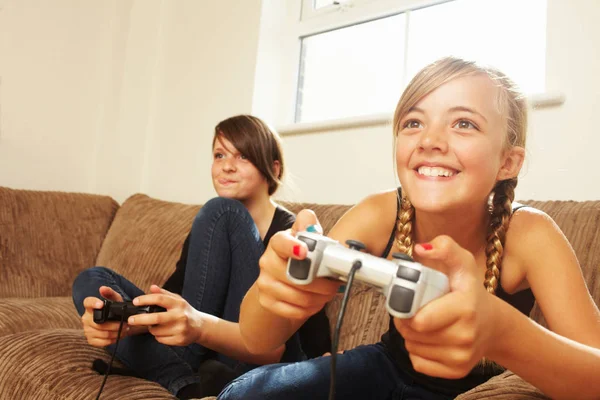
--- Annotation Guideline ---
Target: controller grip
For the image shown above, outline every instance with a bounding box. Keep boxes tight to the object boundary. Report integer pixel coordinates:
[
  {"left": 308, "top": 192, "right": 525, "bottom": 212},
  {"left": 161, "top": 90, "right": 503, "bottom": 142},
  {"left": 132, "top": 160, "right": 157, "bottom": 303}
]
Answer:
[
  {"left": 288, "top": 258, "right": 312, "bottom": 281},
  {"left": 93, "top": 308, "right": 107, "bottom": 324}
]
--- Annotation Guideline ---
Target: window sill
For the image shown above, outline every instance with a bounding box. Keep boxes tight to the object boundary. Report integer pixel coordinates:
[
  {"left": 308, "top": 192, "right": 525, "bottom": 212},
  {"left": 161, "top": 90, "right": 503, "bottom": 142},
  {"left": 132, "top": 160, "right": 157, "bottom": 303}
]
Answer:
[{"left": 278, "top": 92, "right": 565, "bottom": 136}]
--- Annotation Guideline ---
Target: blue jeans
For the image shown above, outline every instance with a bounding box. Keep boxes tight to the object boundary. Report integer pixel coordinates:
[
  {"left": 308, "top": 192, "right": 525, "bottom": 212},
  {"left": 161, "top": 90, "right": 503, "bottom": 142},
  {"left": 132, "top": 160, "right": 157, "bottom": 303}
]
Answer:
[
  {"left": 218, "top": 343, "right": 453, "bottom": 400},
  {"left": 72, "top": 197, "right": 304, "bottom": 395}
]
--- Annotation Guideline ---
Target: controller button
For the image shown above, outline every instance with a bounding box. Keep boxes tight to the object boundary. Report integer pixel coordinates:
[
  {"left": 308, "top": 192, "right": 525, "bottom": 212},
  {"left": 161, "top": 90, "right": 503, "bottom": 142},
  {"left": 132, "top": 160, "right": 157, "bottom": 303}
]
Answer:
[
  {"left": 299, "top": 235, "right": 317, "bottom": 251},
  {"left": 396, "top": 265, "right": 421, "bottom": 283},
  {"left": 345, "top": 240, "right": 366, "bottom": 251},
  {"left": 389, "top": 285, "right": 415, "bottom": 313},
  {"left": 289, "top": 259, "right": 312, "bottom": 280},
  {"left": 392, "top": 252, "right": 414, "bottom": 262}
]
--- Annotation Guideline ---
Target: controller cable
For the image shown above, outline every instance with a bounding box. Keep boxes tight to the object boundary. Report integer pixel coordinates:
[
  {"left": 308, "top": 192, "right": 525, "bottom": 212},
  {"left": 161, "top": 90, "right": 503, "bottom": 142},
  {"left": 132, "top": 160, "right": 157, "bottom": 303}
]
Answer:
[
  {"left": 329, "top": 259, "right": 362, "bottom": 400},
  {"left": 95, "top": 304, "right": 127, "bottom": 400}
]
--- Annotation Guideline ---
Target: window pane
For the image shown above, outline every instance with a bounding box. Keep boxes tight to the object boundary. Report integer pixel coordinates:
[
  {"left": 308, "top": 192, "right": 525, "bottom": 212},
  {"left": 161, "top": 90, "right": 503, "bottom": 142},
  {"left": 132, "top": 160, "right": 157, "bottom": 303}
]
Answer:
[
  {"left": 406, "top": 0, "right": 547, "bottom": 94},
  {"left": 297, "top": 14, "right": 406, "bottom": 123}
]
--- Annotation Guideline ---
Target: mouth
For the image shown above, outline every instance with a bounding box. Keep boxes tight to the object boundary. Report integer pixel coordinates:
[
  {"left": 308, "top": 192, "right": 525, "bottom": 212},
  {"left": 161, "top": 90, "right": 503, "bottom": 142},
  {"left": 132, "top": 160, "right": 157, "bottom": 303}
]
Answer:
[
  {"left": 218, "top": 179, "right": 237, "bottom": 185},
  {"left": 414, "top": 164, "right": 460, "bottom": 178}
]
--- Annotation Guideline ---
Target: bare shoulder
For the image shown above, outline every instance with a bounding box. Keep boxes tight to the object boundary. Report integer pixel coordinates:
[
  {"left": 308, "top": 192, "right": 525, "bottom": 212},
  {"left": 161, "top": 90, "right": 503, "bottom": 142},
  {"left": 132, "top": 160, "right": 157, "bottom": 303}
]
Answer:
[
  {"left": 503, "top": 207, "right": 579, "bottom": 291},
  {"left": 507, "top": 206, "right": 567, "bottom": 250},
  {"left": 506, "top": 207, "right": 600, "bottom": 344},
  {"left": 328, "top": 188, "right": 399, "bottom": 255}
]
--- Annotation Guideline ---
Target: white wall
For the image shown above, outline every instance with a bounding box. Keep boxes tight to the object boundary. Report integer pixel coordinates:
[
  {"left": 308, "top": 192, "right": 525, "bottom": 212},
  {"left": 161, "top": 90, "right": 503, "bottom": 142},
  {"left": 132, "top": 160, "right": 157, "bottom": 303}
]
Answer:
[
  {"left": 0, "top": 0, "right": 262, "bottom": 204},
  {"left": 0, "top": 0, "right": 117, "bottom": 193},
  {"left": 258, "top": 0, "right": 600, "bottom": 205}
]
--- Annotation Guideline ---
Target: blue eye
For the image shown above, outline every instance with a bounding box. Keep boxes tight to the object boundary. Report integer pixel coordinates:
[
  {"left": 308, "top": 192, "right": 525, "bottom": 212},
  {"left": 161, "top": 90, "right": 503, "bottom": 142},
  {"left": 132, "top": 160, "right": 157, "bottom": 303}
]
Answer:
[
  {"left": 404, "top": 120, "right": 422, "bottom": 129},
  {"left": 454, "top": 120, "right": 477, "bottom": 130}
]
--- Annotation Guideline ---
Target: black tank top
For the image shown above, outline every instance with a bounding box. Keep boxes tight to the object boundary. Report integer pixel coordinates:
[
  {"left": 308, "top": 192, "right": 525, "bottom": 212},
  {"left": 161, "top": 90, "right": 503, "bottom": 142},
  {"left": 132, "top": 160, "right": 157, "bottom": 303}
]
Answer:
[{"left": 380, "top": 187, "right": 535, "bottom": 396}]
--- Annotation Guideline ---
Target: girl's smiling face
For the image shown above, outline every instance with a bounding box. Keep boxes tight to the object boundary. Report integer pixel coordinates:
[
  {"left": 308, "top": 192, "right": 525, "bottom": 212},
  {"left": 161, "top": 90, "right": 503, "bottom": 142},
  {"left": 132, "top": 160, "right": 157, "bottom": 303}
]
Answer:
[{"left": 395, "top": 74, "right": 520, "bottom": 212}]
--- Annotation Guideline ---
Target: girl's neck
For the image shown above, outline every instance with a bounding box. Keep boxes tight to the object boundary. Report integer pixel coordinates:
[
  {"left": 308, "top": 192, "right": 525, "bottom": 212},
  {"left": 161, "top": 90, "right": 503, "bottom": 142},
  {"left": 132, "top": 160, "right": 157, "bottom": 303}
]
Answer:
[
  {"left": 241, "top": 193, "right": 277, "bottom": 238},
  {"left": 413, "top": 204, "right": 490, "bottom": 256}
]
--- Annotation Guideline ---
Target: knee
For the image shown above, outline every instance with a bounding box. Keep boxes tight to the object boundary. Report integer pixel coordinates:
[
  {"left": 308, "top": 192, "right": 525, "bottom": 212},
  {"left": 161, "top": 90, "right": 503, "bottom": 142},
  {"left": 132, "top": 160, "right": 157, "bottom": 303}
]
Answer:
[
  {"left": 73, "top": 266, "right": 112, "bottom": 287},
  {"left": 71, "top": 266, "right": 112, "bottom": 308},
  {"left": 192, "top": 197, "right": 248, "bottom": 227},
  {"left": 201, "top": 197, "right": 245, "bottom": 216}
]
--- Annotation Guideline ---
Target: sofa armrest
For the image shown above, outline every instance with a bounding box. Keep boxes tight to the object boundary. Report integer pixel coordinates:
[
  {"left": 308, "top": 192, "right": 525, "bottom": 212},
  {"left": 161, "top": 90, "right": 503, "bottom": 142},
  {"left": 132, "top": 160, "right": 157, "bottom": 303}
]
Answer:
[{"left": 0, "top": 297, "right": 81, "bottom": 336}]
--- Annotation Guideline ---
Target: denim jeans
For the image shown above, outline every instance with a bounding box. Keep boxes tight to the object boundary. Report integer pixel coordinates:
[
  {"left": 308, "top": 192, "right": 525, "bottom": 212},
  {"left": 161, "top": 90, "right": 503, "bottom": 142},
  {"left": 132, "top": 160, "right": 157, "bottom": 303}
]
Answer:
[
  {"left": 72, "top": 197, "right": 304, "bottom": 395},
  {"left": 218, "top": 343, "right": 453, "bottom": 400}
]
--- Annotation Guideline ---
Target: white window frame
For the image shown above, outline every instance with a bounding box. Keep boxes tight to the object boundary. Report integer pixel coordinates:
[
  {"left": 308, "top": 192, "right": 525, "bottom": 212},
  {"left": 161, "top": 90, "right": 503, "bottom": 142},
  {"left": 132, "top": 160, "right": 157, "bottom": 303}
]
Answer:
[{"left": 265, "top": 0, "right": 564, "bottom": 135}]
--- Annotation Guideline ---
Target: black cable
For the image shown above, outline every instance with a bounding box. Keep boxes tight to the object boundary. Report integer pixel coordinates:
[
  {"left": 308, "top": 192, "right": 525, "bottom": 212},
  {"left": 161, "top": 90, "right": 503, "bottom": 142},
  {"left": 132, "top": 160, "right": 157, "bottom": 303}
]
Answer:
[
  {"left": 329, "top": 260, "right": 362, "bottom": 400},
  {"left": 95, "top": 305, "right": 127, "bottom": 400}
]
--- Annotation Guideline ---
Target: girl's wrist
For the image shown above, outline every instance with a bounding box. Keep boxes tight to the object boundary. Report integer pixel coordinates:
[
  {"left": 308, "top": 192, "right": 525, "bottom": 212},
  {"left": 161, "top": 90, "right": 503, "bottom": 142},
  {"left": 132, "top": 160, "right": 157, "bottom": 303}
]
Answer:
[{"left": 194, "top": 311, "right": 217, "bottom": 345}]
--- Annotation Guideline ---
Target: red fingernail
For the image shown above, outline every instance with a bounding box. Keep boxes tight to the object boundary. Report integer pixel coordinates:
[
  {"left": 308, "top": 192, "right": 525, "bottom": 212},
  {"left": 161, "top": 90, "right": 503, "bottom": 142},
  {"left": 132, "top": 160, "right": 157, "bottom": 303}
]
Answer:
[
  {"left": 293, "top": 245, "right": 301, "bottom": 257},
  {"left": 420, "top": 243, "right": 433, "bottom": 250}
]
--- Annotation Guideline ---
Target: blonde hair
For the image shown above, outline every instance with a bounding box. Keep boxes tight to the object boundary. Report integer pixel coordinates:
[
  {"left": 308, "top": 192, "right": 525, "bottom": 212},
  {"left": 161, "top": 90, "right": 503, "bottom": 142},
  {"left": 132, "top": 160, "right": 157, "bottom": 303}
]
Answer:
[{"left": 393, "top": 57, "right": 527, "bottom": 295}]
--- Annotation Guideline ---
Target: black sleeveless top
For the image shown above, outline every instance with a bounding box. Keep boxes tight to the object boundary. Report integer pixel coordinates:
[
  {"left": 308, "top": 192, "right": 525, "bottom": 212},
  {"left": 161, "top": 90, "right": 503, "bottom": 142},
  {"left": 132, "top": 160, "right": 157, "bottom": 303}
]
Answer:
[{"left": 380, "top": 188, "right": 536, "bottom": 397}]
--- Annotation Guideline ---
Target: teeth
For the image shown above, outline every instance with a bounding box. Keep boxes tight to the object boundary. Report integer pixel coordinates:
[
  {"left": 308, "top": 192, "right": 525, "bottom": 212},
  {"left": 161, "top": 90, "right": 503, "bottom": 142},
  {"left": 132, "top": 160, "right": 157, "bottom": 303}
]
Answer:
[{"left": 417, "top": 166, "right": 455, "bottom": 177}]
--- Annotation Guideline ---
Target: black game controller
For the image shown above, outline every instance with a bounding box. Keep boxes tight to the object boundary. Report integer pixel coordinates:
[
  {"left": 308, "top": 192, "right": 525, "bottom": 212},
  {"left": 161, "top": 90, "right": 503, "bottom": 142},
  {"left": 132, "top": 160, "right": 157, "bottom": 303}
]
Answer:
[{"left": 93, "top": 299, "right": 166, "bottom": 324}]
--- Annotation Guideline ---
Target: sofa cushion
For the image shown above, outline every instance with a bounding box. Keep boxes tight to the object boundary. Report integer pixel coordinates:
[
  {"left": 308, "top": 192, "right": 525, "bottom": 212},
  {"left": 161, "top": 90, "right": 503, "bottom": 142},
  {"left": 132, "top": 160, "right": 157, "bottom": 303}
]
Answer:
[
  {"left": 0, "top": 329, "right": 178, "bottom": 399},
  {"left": 456, "top": 370, "right": 548, "bottom": 399},
  {"left": 0, "top": 187, "right": 118, "bottom": 298},
  {"left": 0, "top": 297, "right": 81, "bottom": 336},
  {"left": 95, "top": 194, "right": 201, "bottom": 291}
]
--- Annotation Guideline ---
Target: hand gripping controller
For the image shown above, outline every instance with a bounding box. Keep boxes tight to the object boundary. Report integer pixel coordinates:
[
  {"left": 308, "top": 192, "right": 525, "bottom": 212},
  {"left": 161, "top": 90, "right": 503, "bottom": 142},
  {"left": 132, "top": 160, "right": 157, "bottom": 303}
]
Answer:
[
  {"left": 287, "top": 231, "right": 449, "bottom": 318},
  {"left": 93, "top": 299, "right": 167, "bottom": 324}
]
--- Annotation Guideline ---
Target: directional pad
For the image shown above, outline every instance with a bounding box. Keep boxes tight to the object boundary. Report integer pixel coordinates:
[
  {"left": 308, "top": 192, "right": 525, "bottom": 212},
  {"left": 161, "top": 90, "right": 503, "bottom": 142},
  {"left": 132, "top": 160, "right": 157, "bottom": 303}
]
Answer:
[{"left": 396, "top": 265, "right": 420, "bottom": 283}]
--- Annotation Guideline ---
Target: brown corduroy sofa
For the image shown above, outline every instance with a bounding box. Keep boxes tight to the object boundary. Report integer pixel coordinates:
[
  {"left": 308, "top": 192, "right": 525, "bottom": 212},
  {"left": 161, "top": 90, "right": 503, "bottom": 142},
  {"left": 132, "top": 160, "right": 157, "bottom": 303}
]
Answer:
[{"left": 0, "top": 185, "right": 598, "bottom": 399}]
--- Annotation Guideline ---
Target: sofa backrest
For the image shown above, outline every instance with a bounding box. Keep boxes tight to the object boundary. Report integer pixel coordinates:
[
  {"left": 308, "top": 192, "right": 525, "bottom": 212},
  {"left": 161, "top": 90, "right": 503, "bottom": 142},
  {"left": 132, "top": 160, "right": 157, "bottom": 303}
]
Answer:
[
  {"left": 95, "top": 194, "right": 201, "bottom": 291},
  {"left": 0, "top": 186, "right": 118, "bottom": 298}
]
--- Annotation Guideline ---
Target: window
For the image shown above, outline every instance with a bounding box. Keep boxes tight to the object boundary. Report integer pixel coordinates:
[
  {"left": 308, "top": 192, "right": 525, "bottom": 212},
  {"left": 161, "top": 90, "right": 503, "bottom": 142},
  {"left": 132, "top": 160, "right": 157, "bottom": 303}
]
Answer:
[{"left": 295, "top": 0, "right": 547, "bottom": 124}]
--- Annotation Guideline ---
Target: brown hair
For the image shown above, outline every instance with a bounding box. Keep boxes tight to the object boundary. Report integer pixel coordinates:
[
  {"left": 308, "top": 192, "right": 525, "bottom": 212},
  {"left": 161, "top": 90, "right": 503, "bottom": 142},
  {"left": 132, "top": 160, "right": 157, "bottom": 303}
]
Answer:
[
  {"left": 213, "top": 115, "right": 285, "bottom": 195},
  {"left": 392, "top": 57, "right": 528, "bottom": 294}
]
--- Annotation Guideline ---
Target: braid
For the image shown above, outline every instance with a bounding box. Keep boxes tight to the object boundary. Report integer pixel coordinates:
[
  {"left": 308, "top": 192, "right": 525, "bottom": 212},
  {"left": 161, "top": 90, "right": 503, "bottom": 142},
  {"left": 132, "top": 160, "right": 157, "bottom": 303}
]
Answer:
[
  {"left": 484, "top": 178, "right": 517, "bottom": 294},
  {"left": 395, "top": 194, "right": 415, "bottom": 256}
]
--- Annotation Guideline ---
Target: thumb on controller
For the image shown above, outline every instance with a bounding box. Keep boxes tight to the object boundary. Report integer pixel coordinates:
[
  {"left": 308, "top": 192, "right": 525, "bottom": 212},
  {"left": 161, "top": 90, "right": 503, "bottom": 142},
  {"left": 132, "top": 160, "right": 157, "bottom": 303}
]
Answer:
[
  {"left": 291, "top": 209, "right": 323, "bottom": 236},
  {"left": 412, "top": 235, "right": 478, "bottom": 292}
]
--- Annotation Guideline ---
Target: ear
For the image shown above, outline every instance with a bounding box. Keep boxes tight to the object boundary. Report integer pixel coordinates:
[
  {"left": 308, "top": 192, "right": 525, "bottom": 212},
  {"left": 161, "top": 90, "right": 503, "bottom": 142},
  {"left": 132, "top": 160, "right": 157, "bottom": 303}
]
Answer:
[
  {"left": 273, "top": 160, "right": 281, "bottom": 179},
  {"left": 496, "top": 146, "right": 525, "bottom": 181}
]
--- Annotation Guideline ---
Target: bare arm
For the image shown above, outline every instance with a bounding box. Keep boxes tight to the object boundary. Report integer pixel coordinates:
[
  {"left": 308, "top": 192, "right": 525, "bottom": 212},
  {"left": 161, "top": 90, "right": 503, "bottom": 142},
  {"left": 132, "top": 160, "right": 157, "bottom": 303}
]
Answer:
[
  {"left": 195, "top": 311, "right": 285, "bottom": 364},
  {"left": 238, "top": 190, "right": 398, "bottom": 354},
  {"left": 511, "top": 209, "right": 600, "bottom": 348},
  {"left": 489, "top": 295, "right": 600, "bottom": 400},
  {"left": 239, "top": 209, "right": 341, "bottom": 354}
]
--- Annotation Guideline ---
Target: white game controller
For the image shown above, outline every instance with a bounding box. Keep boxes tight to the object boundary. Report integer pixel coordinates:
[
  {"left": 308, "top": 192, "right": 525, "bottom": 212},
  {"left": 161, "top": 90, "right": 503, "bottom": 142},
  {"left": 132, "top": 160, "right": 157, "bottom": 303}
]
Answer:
[{"left": 287, "top": 231, "right": 449, "bottom": 318}]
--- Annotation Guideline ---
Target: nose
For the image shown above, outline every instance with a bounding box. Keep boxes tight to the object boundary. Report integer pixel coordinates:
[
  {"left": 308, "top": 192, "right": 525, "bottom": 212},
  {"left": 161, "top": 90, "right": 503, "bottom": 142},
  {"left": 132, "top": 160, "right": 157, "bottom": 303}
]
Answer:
[
  {"left": 418, "top": 124, "right": 448, "bottom": 153},
  {"left": 222, "top": 158, "right": 236, "bottom": 172}
]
